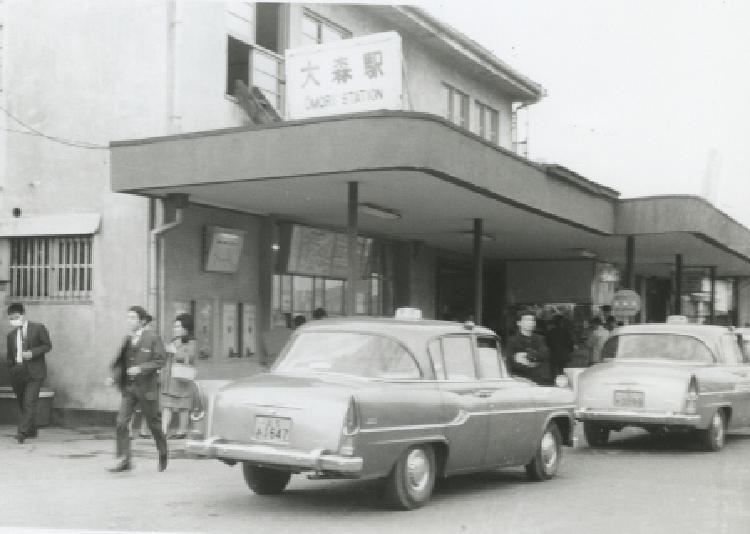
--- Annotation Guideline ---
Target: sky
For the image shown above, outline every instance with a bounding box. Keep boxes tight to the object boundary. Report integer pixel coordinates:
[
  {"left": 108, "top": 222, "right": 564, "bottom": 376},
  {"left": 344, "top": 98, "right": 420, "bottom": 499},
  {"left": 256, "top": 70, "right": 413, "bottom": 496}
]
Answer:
[{"left": 409, "top": 0, "right": 750, "bottom": 227}]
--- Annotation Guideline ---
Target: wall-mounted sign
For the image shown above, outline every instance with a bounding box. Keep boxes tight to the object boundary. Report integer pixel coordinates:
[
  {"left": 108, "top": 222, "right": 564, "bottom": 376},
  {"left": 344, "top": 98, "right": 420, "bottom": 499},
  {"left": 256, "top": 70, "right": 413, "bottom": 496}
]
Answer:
[
  {"left": 285, "top": 31, "right": 403, "bottom": 119},
  {"left": 286, "top": 224, "right": 371, "bottom": 279},
  {"left": 611, "top": 289, "right": 641, "bottom": 317},
  {"left": 597, "top": 264, "right": 620, "bottom": 283},
  {"left": 205, "top": 226, "right": 246, "bottom": 273}
]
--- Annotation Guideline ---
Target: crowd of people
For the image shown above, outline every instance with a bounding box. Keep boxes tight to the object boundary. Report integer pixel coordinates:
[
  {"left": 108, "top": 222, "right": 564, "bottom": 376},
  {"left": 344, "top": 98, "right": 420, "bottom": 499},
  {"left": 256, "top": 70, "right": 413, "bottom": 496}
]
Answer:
[{"left": 505, "top": 309, "right": 619, "bottom": 385}]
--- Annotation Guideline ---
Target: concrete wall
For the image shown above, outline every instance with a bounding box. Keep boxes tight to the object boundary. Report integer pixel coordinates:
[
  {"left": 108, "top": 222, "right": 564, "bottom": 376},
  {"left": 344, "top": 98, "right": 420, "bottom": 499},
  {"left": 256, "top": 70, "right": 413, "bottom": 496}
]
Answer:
[
  {"left": 0, "top": 0, "right": 175, "bottom": 410},
  {"left": 161, "top": 204, "right": 263, "bottom": 380}
]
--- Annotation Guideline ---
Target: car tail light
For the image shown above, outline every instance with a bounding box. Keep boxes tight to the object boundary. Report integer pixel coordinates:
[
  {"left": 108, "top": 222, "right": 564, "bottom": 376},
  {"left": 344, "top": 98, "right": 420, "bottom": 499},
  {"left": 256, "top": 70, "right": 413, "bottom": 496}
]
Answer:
[
  {"left": 685, "top": 380, "right": 698, "bottom": 415},
  {"left": 343, "top": 396, "right": 359, "bottom": 436},
  {"left": 187, "top": 382, "right": 208, "bottom": 440}
]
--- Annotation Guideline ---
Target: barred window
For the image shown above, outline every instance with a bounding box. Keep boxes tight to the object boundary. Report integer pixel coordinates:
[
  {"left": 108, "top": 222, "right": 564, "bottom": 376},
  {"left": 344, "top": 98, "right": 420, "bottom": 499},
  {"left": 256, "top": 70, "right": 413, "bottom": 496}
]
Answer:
[{"left": 9, "top": 236, "right": 93, "bottom": 301}]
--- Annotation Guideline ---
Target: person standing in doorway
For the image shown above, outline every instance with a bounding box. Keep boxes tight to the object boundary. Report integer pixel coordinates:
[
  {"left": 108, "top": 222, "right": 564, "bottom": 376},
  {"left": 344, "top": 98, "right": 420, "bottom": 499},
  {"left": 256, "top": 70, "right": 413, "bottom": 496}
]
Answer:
[
  {"left": 585, "top": 317, "right": 610, "bottom": 365},
  {"left": 545, "top": 314, "right": 575, "bottom": 378},
  {"left": 161, "top": 313, "right": 196, "bottom": 440},
  {"left": 6, "top": 303, "right": 52, "bottom": 444},
  {"left": 109, "top": 306, "right": 168, "bottom": 472},
  {"left": 505, "top": 311, "right": 551, "bottom": 385}
]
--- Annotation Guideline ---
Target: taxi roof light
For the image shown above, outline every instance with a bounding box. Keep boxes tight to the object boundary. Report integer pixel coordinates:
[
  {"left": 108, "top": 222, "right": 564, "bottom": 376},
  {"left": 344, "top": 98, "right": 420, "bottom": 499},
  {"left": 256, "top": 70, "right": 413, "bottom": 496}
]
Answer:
[
  {"left": 395, "top": 307, "right": 422, "bottom": 320},
  {"left": 666, "top": 315, "right": 689, "bottom": 324}
]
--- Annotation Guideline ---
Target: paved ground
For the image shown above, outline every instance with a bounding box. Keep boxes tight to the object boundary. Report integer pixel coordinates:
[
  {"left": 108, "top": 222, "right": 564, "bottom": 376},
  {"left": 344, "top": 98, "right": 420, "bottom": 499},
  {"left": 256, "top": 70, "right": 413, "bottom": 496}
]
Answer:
[{"left": 1, "top": 424, "right": 750, "bottom": 534}]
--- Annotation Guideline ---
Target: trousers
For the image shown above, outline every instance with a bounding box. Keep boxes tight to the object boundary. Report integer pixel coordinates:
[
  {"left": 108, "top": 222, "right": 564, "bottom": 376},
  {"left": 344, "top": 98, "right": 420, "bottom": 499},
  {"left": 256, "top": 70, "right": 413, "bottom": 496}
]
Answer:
[
  {"left": 10, "top": 368, "right": 42, "bottom": 437},
  {"left": 115, "top": 386, "right": 167, "bottom": 459}
]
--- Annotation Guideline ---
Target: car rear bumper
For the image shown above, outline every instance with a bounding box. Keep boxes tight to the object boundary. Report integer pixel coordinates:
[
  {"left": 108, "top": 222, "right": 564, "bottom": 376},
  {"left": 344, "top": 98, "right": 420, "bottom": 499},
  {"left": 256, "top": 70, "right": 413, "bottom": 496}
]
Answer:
[
  {"left": 186, "top": 438, "right": 364, "bottom": 474},
  {"left": 575, "top": 410, "right": 701, "bottom": 427}
]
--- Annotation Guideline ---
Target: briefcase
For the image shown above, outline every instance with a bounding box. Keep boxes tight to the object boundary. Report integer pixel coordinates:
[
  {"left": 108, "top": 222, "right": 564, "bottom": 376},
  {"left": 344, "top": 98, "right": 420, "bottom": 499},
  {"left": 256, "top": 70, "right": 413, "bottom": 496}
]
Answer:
[{"left": 170, "top": 363, "right": 196, "bottom": 381}]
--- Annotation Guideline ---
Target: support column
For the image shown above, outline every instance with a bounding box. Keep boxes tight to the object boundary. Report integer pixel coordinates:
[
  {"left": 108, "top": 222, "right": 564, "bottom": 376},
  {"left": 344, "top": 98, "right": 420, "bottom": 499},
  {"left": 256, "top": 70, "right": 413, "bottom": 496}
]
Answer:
[
  {"left": 473, "top": 218, "right": 483, "bottom": 325},
  {"left": 709, "top": 266, "right": 716, "bottom": 324},
  {"left": 346, "top": 182, "right": 358, "bottom": 316},
  {"left": 624, "top": 235, "right": 635, "bottom": 290},
  {"left": 674, "top": 254, "right": 683, "bottom": 315},
  {"left": 734, "top": 277, "right": 741, "bottom": 326}
]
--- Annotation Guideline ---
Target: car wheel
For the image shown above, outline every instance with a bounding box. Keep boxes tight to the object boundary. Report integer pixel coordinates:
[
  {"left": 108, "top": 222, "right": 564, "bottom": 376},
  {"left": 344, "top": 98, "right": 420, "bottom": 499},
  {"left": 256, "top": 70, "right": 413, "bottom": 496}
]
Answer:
[
  {"left": 525, "top": 422, "right": 562, "bottom": 481},
  {"left": 384, "top": 444, "right": 436, "bottom": 510},
  {"left": 242, "top": 463, "right": 292, "bottom": 495},
  {"left": 698, "top": 410, "right": 726, "bottom": 452},
  {"left": 583, "top": 422, "right": 610, "bottom": 447}
]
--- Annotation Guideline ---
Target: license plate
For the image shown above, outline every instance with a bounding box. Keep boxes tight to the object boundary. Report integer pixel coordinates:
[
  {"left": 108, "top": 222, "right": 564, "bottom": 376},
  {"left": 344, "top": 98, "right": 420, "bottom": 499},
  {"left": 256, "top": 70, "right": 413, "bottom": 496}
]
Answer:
[
  {"left": 254, "top": 416, "right": 291, "bottom": 443},
  {"left": 614, "top": 390, "right": 644, "bottom": 408}
]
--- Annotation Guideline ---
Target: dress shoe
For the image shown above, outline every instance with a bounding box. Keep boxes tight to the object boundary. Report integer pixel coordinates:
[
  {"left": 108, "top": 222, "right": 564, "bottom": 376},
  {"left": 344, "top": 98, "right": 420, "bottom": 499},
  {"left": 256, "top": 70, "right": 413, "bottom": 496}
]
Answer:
[
  {"left": 168, "top": 433, "right": 186, "bottom": 440},
  {"left": 14, "top": 433, "right": 25, "bottom": 444},
  {"left": 108, "top": 458, "right": 132, "bottom": 472},
  {"left": 158, "top": 453, "right": 168, "bottom": 472}
]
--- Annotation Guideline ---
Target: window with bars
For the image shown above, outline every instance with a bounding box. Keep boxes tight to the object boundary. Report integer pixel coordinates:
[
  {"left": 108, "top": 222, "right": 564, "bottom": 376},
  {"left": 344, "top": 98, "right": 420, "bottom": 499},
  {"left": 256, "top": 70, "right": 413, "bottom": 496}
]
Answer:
[{"left": 9, "top": 236, "right": 93, "bottom": 301}]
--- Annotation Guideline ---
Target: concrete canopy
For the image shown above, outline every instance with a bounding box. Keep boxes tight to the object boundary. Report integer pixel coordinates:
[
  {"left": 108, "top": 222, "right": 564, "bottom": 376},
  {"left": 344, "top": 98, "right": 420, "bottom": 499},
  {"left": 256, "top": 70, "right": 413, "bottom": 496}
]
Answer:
[{"left": 110, "top": 111, "right": 750, "bottom": 278}]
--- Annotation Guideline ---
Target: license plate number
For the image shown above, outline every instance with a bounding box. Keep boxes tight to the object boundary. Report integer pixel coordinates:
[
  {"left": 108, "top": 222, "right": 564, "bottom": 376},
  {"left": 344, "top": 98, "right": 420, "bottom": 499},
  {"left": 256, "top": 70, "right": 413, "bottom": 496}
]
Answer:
[
  {"left": 614, "top": 390, "right": 644, "bottom": 408},
  {"left": 254, "top": 416, "right": 291, "bottom": 443}
]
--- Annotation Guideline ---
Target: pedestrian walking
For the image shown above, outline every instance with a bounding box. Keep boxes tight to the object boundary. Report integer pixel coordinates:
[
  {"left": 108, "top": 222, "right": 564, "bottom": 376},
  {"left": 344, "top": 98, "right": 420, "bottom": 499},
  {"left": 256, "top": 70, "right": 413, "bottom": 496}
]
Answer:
[
  {"left": 505, "top": 311, "right": 551, "bottom": 385},
  {"left": 161, "top": 313, "right": 196, "bottom": 439},
  {"left": 6, "top": 303, "right": 52, "bottom": 444},
  {"left": 109, "top": 305, "right": 168, "bottom": 472}
]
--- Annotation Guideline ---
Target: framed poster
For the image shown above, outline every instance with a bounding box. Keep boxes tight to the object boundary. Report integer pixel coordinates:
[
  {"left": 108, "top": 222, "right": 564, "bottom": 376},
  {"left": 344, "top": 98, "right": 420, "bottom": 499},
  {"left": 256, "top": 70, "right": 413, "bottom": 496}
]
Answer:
[
  {"left": 195, "top": 299, "right": 213, "bottom": 360},
  {"left": 222, "top": 302, "right": 239, "bottom": 358},
  {"left": 204, "top": 226, "right": 246, "bottom": 273},
  {"left": 241, "top": 302, "right": 257, "bottom": 358}
]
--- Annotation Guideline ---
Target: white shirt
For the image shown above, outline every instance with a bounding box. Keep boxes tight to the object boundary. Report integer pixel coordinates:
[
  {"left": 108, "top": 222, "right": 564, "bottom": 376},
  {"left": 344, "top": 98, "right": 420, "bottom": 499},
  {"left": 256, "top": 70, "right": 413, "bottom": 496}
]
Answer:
[{"left": 15, "top": 322, "right": 27, "bottom": 363}]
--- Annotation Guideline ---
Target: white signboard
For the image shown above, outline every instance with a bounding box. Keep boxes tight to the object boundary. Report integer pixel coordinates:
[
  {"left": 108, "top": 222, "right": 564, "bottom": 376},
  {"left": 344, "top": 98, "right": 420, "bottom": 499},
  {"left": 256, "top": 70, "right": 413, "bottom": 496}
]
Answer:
[{"left": 285, "top": 31, "right": 403, "bottom": 119}]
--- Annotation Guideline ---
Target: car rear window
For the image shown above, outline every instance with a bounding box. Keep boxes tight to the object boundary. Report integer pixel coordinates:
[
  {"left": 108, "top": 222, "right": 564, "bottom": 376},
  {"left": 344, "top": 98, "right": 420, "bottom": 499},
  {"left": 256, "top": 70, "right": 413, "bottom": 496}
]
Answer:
[
  {"left": 601, "top": 334, "right": 714, "bottom": 363},
  {"left": 275, "top": 331, "right": 421, "bottom": 379}
]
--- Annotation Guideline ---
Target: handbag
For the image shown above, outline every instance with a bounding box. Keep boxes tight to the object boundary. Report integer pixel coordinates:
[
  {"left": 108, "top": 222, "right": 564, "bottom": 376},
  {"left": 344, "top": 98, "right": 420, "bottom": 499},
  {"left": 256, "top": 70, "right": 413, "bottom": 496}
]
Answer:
[{"left": 170, "top": 363, "right": 196, "bottom": 381}]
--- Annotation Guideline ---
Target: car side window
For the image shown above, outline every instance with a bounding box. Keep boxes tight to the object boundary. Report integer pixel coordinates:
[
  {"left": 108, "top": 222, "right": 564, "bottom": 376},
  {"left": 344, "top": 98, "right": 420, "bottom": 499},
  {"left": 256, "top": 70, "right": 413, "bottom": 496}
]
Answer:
[
  {"left": 719, "top": 335, "right": 743, "bottom": 365},
  {"left": 476, "top": 336, "right": 502, "bottom": 379},
  {"left": 427, "top": 338, "right": 445, "bottom": 379},
  {"left": 441, "top": 336, "right": 477, "bottom": 381}
]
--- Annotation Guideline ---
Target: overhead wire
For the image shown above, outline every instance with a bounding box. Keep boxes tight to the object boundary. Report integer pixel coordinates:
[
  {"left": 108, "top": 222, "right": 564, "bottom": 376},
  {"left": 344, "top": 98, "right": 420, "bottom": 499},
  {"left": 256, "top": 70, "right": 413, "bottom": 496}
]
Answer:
[{"left": 0, "top": 104, "right": 108, "bottom": 150}]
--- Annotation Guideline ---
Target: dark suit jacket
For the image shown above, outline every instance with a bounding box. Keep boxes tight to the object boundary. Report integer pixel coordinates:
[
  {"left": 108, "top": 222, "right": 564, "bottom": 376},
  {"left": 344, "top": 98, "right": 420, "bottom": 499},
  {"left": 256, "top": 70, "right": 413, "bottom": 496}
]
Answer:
[
  {"left": 6, "top": 321, "right": 52, "bottom": 380},
  {"left": 111, "top": 329, "right": 165, "bottom": 400}
]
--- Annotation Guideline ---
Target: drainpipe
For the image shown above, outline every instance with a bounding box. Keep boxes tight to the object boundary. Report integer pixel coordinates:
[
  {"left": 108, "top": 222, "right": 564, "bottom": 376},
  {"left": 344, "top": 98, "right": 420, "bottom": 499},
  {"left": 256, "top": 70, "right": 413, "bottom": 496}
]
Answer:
[{"left": 148, "top": 195, "right": 186, "bottom": 336}]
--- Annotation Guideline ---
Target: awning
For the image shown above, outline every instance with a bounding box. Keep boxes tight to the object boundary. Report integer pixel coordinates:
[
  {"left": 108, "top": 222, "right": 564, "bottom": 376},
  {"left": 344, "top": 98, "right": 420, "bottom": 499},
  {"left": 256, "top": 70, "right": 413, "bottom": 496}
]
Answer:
[{"left": 0, "top": 213, "right": 101, "bottom": 237}]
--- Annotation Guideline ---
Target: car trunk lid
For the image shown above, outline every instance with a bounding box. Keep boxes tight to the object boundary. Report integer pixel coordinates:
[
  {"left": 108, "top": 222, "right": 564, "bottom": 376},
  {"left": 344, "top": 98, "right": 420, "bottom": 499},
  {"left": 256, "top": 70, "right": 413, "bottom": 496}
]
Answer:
[{"left": 209, "top": 373, "right": 360, "bottom": 452}]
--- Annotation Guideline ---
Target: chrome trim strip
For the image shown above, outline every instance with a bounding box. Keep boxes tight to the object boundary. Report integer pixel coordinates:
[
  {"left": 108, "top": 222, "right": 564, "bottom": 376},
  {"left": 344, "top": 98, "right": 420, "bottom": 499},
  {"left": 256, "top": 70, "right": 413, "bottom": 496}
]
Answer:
[
  {"left": 358, "top": 405, "right": 575, "bottom": 434},
  {"left": 575, "top": 410, "right": 701, "bottom": 425},
  {"left": 185, "top": 439, "right": 363, "bottom": 473}
]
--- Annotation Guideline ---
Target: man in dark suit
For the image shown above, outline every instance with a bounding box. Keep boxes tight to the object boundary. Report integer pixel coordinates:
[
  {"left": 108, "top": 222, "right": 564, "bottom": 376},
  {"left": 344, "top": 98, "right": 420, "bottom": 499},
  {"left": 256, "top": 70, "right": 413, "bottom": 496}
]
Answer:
[
  {"left": 6, "top": 302, "right": 52, "bottom": 444},
  {"left": 109, "top": 305, "right": 168, "bottom": 472}
]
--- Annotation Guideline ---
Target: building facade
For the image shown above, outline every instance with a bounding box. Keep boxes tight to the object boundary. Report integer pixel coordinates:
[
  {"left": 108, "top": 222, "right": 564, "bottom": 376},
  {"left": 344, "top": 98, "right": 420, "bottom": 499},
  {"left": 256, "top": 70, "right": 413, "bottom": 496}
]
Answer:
[{"left": 1, "top": 2, "right": 749, "bottom": 422}]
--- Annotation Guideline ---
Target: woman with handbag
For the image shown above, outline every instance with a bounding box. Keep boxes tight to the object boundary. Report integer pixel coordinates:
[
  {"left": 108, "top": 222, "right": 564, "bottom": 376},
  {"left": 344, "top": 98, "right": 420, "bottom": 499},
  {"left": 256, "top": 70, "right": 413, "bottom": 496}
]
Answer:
[{"left": 160, "top": 313, "right": 196, "bottom": 439}]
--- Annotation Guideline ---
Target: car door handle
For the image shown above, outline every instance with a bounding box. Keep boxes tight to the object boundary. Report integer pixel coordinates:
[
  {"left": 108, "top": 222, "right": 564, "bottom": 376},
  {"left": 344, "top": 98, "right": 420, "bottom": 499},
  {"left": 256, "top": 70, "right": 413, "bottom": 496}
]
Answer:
[{"left": 475, "top": 390, "right": 493, "bottom": 398}]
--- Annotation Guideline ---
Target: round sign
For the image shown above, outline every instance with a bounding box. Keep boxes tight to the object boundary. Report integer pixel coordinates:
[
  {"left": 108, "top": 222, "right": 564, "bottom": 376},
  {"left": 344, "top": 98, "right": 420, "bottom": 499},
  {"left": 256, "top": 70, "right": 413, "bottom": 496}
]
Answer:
[{"left": 611, "top": 289, "right": 641, "bottom": 317}]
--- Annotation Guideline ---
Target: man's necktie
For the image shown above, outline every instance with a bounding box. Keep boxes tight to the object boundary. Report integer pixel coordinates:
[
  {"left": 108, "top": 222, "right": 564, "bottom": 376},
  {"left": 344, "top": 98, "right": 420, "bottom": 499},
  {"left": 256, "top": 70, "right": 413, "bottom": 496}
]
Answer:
[{"left": 15, "top": 328, "right": 23, "bottom": 364}]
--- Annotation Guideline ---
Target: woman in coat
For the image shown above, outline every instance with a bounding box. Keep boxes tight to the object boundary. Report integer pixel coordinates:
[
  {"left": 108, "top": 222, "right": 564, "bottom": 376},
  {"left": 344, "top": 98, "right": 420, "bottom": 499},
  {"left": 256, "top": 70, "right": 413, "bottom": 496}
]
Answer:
[{"left": 160, "top": 313, "right": 196, "bottom": 439}]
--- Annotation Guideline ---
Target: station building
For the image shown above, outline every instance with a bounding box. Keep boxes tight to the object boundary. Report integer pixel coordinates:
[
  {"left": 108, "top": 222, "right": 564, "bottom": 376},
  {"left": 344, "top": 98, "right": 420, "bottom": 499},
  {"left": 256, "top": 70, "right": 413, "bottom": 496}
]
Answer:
[{"left": 0, "top": 2, "right": 749, "bottom": 423}]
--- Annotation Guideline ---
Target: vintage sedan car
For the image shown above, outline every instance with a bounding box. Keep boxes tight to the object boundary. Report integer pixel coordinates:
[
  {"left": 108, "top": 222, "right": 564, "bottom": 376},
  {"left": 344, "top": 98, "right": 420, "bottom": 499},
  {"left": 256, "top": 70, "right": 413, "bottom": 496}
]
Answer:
[
  {"left": 187, "top": 316, "right": 576, "bottom": 509},
  {"left": 576, "top": 323, "right": 750, "bottom": 450}
]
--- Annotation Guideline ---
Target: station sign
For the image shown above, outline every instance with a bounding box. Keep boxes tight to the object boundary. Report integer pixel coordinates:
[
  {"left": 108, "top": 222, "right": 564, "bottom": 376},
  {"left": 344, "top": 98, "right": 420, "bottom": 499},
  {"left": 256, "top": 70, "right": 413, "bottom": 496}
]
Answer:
[
  {"left": 285, "top": 31, "right": 403, "bottom": 119},
  {"left": 611, "top": 289, "right": 641, "bottom": 317}
]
